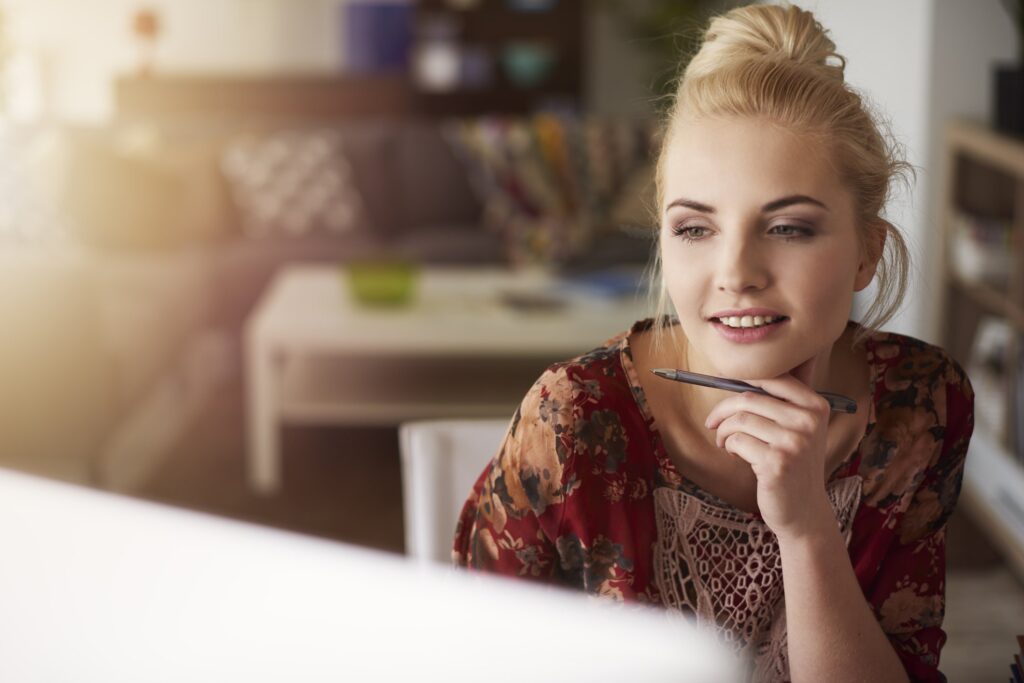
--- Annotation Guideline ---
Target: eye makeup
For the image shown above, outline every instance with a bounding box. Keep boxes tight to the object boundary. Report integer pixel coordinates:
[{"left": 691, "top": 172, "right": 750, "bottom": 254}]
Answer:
[{"left": 669, "top": 223, "right": 815, "bottom": 243}]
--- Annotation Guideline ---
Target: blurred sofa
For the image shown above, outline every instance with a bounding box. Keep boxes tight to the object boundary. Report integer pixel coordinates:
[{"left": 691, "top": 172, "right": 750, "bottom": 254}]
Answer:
[
  {"left": 0, "top": 115, "right": 654, "bottom": 488},
  {"left": 0, "top": 245, "right": 212, "bottom": 485},
  {"left": 59, "top": 113, "right": 655, "bottom": 346},
  {"left": 62, "top": 118, "right": 512, "bottom": 331}
]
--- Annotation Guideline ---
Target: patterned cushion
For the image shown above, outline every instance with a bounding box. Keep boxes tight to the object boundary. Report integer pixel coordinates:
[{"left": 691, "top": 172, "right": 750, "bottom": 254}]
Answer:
[
  {"left": 221, "top": 128, "right": 372, "bottom": 238},
  {"left": 443, "top": 114, "right": 656, "bottom": 265}
]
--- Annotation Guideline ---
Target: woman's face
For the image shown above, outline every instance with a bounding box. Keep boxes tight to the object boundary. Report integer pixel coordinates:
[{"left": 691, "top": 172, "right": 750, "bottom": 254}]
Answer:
[{"left": 659, "top": 116, "right": 877, "bottom": 380}]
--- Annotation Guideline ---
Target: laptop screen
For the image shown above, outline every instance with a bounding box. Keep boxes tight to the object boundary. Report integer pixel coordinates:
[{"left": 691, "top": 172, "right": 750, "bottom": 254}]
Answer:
[{"left": 0, "top": 467, "right": 741, "bottom": 682}]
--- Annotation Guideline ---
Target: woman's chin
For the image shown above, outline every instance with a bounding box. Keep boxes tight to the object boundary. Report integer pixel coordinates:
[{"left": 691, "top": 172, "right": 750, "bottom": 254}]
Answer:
[{"left": 709, "top": 361, "right": 792, "bottom": 381}]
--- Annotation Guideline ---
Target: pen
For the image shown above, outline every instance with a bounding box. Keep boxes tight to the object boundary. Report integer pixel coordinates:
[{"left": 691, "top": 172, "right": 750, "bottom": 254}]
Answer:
[{"left": 651, "top": 368, "right": 858, "bottom": 414}]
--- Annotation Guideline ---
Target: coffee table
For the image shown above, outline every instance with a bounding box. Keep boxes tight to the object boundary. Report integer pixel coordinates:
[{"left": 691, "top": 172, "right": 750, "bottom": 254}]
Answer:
[{"left": 244, "top": 264, "right": 650, "bottom": 494}]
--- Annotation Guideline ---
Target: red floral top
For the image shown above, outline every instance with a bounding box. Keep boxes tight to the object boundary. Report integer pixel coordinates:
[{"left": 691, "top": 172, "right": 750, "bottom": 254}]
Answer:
[{"left": 453, "top": 318, "right": 975, "bottom": 683}]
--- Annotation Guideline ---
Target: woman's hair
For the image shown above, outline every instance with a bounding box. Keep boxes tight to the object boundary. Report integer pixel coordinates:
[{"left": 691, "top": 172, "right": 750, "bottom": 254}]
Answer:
[{"left": 644, "top": 1, "right": 915, "bottom": 356}]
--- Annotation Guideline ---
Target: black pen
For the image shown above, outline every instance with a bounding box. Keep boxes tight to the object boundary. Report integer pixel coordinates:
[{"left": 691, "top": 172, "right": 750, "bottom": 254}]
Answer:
[{"left": 651, "top": 368, "right": 858, "bottom": 414}]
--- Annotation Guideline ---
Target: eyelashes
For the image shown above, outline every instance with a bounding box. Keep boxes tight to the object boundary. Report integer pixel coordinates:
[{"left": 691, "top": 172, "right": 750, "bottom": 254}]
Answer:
[{"left": 669, "top": 224, "right": 815, "bottom": 243}]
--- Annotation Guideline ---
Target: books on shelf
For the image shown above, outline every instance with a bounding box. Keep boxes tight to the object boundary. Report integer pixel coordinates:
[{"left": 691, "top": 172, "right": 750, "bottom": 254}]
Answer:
[
  {"left": 969, "top": 315, "right": 1012, "bottom": 445},
  {"left": 965, "top": 314, "right": 1024, "bottom": 467},
  {"left": 1017, "top": 340, "right": 1024, "bottom": 466},
  {"left": 950, "top": 210, "right": 1013, "bottom": 288},
  {"left": 1010, "top": 634, "right": 1023, "bottom": 683}
]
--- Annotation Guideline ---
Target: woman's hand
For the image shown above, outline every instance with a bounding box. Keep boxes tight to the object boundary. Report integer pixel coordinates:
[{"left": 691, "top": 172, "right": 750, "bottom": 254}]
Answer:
[{"left": 703, "top": 355, "right": 835, "bottom": 540}]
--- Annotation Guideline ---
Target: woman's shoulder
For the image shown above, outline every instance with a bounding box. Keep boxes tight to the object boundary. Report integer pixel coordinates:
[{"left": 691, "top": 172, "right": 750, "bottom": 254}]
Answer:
[
  {"left": 858, "top": 326, "right": 975, "bottom": 513},
  {"left": 523, "top": 318, "right": 651, "bottom": 409},
  {"left": 865, "top": 326, "right": 974, "bottom": 406},
  {"left": 508, "top": 318, "right": 651, "bottom": 452}
]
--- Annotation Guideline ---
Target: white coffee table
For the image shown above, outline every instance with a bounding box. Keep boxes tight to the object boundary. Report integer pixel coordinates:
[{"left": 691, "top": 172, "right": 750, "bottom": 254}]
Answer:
[{"left": 244, "top": 264, "right": 650, "bottom": 494}]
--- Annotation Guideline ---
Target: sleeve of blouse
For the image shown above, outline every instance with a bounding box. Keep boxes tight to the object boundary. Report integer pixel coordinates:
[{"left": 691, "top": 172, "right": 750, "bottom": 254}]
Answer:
[
  {"left": 868, "top": 355, "right": 975, "bottom": 683},
  {"left": 451, "top": 365, "right": 576, "bottom": 583}
]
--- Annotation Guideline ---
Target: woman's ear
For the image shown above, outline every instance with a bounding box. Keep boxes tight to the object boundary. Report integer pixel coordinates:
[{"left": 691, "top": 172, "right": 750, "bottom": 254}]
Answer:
[{"left": 854, "top": 220, "right": 886, "bottom": 292}]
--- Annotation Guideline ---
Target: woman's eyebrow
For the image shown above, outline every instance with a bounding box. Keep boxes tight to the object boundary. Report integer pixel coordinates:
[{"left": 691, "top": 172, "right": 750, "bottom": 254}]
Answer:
[{"left": 663, "top": 194, "right": 830, "bottom": 214}]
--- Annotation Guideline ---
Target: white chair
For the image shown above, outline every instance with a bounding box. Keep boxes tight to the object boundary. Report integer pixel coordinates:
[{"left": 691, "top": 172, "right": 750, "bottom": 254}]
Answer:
[{"left": 398, "top": 418, "right": 510, "bottom": 566}]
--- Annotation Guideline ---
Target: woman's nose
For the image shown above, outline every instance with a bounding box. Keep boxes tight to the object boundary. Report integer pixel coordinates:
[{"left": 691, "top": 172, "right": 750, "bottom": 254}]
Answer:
[{"left": 715, "top": 239, "right": 769, "bottom": 292}]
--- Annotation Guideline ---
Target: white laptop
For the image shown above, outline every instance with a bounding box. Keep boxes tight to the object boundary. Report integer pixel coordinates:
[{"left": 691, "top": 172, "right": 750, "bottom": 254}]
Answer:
[{"left": 0, "top": 467, "right": 741, "bottom": 682}]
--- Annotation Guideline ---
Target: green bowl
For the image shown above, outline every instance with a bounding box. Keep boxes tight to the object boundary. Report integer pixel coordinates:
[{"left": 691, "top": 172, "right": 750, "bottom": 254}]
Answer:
[{"left": 344, "top": 260, "right": 419, "bottom": 307}]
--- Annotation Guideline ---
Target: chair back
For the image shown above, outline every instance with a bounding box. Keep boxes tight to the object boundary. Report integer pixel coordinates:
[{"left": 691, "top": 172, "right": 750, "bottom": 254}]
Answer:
[{"left": 398, "top": 418, "right": 509, "bottom": 565}]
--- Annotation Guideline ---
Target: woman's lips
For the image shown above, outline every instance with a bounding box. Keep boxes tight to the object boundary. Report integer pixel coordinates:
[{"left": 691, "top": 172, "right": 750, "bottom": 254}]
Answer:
[{"left": 710, "top": 317, "right": 789, "bottom": 343}]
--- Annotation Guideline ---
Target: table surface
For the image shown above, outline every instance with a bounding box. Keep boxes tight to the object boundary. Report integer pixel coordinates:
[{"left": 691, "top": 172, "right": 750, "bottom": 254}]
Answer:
[{"left": 246, "top": 264, "right": 653, "bottom": 358}]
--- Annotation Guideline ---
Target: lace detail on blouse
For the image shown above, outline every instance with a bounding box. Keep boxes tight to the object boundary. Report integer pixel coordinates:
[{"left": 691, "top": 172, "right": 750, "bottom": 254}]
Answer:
[{"left": 652, "top": 475, "right": 863, "bottom": 683}]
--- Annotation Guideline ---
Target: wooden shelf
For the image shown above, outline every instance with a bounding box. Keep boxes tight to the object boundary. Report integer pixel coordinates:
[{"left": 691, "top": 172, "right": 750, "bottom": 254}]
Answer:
[
  {"left": 947, "top": 118, "right": 1024, "bottom": 178},
  {"left": 959, "top": 416, "right": 1024, "bottom": 580},
  {"left": 412, "top": 87, "right": 578, "bottom": 117},
  {"left": 115, "top": 74, "right": 415, "bottom": 120},
  {"left": 939, "top": 118, "right": 1024, "bottom": 580},
  {"left": 115, "top": 1, "right": 585, "bottom": 119},
  {"left": 947, "top": 272, "right": 1024, "bottom": 332}
]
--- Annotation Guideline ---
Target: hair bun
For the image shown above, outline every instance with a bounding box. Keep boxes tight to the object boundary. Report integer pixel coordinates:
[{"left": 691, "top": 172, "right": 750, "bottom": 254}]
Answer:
[{"left": 686, "top": 3, "right": 845, "bottom": 83}]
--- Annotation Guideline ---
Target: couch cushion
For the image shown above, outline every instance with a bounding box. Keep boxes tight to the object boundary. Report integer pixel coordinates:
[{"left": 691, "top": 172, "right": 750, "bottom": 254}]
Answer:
[
  {"left": 393, "top": 224, "right": 505, "bottom": 264},
  {"left": 0, "top": 247, "right": 119, "bottom": 484},
  {"left": 336, "top": 120, "right": 406, "bottom": 237},
  {"left": 221, "top": 127, "right": 373, "bottom": 239},
  {"left": 213, "top": 233, "right": 384, "bottom": 328},
  {"left": 0, "top": 125, "right": 74, "bottom": 246},
  {"left": 442, "top": 114, "right": 655, "bottom": 266},
  {"left": 331, "top": 119, "right": 485, "bottom": 238},
  {"left": 392, "top": 121, "right": 483, "bottom": 235},
  {"left": 88, "top": 246, "right": 216, "bottom": 408},
  {"left": 61, "top": 124, "right": 237, "bottom": 250}
]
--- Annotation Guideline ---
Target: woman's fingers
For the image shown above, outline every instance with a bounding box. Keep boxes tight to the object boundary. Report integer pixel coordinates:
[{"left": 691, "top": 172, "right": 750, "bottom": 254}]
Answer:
[
  {"left": 719, "top": 431, "right": 767, "bottom": 468},
  {"left": 741, "top": 355, "right": 827, "bottom": 413},
  {"left": 705, "top": 391, "right": 802, "bottom": 431},
  {"left": 743, "top": 376, "right": 828, "bottom": 411},
  {"left": 713, "top": 409, "right": 783, "bottom": 450}
]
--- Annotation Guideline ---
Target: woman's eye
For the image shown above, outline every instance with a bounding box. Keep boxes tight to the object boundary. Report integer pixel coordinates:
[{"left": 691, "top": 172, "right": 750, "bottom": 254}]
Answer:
[
  {"left": 669, "top": 223, "right": 814, "bottom": 243},
  {"left": 771, "top": 224, "right": 814, "bottom": 239},
  {"left": 670, "top": 225, "right": 708, "bottom": 242}
]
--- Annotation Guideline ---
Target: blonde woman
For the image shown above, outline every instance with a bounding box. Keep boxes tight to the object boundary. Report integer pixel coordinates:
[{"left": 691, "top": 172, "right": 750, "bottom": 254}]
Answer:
[{"left": 453, "top": 4, "right": 974, "bottom": 682}]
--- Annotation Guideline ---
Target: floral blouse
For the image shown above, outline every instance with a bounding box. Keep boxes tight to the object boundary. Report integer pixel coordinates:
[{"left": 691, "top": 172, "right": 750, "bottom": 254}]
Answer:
[{"left": 453, "top": 317, "right": 975, "bottom": 683}]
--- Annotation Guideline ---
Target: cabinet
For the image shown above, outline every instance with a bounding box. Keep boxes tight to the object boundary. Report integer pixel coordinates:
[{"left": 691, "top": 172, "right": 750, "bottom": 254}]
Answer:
[{"left": 937, "top": 118, "right": 1024, "bottom": 579}]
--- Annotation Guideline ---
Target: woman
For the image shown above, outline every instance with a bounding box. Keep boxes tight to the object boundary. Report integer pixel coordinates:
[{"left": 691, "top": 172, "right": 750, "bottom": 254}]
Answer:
[{"left": 452, "top": 4, "right": 974, "bottom": 682}]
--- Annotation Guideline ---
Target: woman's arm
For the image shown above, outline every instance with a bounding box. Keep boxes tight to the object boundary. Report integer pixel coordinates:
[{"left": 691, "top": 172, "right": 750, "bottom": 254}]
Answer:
[
  {"left": 779, "top": 353, "right": 975, "bottom": 683},
  {"left": 705, "top": 352, "right": 973, "bottom": 682},
  {"left": 778, "top": 506, "right": 910, "bottom": 683},
  {"left": 452, "top": 365, "right": 576, "bottom": 580}
]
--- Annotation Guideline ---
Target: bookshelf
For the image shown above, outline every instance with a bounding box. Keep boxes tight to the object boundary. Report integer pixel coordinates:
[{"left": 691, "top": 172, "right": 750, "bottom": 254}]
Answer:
[
  {"left": 937, "top": 119, "right": 1024, "bottom": 581},
  {"left": 411, "top": 0, "right": 584, "bottom": 116}
]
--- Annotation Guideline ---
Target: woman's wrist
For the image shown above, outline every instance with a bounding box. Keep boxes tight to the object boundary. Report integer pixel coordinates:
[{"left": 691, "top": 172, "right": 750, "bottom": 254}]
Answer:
[{"left": 773, "top": 491, "right": 838, "bottom": 546}]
